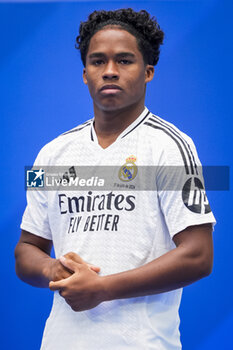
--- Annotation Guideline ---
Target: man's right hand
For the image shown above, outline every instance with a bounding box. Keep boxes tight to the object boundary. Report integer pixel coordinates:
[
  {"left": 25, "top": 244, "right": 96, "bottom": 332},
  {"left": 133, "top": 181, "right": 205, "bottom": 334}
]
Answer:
[
  {"left": 15, "top": 230, "right": 100, "bottom": 288},
  {"left": 47, "top": 252, "right": 100, "bottom": 282}
]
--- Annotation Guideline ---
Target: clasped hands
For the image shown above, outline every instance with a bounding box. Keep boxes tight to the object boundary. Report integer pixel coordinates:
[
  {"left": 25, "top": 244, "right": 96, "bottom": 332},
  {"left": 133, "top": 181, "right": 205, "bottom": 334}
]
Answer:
[{"left": 49, "top": 252, "right": 105, "bottom": 312}]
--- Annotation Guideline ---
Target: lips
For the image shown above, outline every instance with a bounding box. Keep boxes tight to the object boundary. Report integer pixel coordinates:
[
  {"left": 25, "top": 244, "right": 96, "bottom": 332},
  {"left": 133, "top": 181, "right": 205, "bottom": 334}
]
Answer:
[{"left": 100, "top": 84, "right": 122, "bottom": 92}]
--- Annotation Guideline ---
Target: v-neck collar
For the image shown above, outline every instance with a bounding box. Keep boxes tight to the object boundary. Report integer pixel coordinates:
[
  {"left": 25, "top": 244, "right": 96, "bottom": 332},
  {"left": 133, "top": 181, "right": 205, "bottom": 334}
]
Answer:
[{"left": 90, "top": 107, "right": 150, "bottom": 149}]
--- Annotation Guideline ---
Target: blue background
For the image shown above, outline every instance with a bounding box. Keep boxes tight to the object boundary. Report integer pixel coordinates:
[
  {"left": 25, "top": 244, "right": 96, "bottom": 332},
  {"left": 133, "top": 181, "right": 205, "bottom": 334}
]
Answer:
[{"left": 1, "top": 0, "right": 232, "bottom": 349}]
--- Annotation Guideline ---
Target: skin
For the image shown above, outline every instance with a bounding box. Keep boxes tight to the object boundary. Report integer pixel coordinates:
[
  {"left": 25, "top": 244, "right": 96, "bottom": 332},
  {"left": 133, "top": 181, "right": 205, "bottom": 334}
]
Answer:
[
  {"left": 83, "top": 27, "right": 154, "bottom": 148},
  {"left": 15, "top": 230, "right": 100, "bottom": 288},
  {"left": 15, "top": 27, "right": 214, "bottom": 312},
  {"left": 50, "top": 224, "right": 213, "bottom": 312}
]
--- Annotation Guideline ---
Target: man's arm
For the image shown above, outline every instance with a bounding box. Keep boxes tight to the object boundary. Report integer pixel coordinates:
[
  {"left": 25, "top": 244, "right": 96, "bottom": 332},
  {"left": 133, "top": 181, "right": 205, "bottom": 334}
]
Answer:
[
  {"left": 14, "top": 230, "right": 100, "bottom": 288},
  {"left": 102, "top": 223, "right": 213, "bottom": 299},
  {"left": 15, "top": 230, "right": 70, "bottom": 288},
  {"left": 49, "top": 223, "right": 213, "bottom": 311}
]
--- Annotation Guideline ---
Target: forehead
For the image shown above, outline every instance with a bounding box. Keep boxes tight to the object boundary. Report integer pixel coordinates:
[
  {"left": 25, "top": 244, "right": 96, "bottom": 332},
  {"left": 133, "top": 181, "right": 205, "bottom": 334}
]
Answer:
[{"left": 87, "top": 27, "right": 141, "bottom": 56}]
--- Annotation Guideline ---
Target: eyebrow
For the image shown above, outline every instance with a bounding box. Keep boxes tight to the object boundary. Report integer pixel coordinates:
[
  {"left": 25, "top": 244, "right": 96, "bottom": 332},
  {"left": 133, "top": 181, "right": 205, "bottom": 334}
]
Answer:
[{"left": 88, "top": 52, "right": 136, "bottom": 59}]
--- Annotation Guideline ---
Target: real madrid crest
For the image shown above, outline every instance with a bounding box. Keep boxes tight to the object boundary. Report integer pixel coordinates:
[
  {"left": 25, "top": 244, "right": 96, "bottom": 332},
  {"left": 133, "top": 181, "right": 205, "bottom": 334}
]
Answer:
[{"left": 118, "top": 155, "right": 138, "bottom": 182}]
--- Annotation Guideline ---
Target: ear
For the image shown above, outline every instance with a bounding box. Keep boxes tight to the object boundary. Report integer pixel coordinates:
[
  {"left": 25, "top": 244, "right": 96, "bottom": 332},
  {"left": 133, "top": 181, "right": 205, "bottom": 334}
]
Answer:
[
  {"left": 145, "top": 65, "right": 155, "bottom": 83},
  {"left": 83, "top": 68, "right": 88, "bottom": 85}
]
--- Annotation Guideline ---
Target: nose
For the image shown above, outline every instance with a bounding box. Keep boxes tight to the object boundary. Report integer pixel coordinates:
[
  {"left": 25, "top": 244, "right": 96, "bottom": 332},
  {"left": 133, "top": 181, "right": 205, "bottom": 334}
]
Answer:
[{"left": 102, "top": 60, "right": 119, "bottom": 80}]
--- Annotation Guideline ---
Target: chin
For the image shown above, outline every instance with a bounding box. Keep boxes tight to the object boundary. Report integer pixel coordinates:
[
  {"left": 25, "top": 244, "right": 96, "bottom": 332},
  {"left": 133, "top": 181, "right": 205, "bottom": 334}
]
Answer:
[
  {"left": 97, "top": 102, "right": 125, "bottom": 112},
  {"left": 101, "top": 105, "right": 122, "bottom": 112},
  {"left": 96, "top": 99, "right": 136, "bottom": 113}
]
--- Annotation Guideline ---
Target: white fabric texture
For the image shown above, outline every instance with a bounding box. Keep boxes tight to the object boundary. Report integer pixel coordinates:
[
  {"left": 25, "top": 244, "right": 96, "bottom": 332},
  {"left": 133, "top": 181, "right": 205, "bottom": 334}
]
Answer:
[{"left": 21, "top": 107, "right": 216, "bottom": 350}]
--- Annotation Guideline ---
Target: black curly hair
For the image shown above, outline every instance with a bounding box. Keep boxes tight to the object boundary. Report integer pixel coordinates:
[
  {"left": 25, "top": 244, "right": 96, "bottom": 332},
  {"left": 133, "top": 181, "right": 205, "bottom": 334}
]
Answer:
[{"left": 76, "top": 8, "right": 164, "bottom": 67}]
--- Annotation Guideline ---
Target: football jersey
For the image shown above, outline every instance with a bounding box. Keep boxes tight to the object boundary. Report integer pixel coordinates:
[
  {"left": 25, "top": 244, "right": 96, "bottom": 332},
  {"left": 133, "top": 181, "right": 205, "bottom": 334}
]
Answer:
[{"left": 21, "top": 107, "right": 216, "bottom": 350}]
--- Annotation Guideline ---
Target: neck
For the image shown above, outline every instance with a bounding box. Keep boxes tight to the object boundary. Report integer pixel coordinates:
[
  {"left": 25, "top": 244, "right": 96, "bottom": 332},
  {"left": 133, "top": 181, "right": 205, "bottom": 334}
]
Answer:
[{"left": 93, "top": 100, "right": 145, "bottom": 139}]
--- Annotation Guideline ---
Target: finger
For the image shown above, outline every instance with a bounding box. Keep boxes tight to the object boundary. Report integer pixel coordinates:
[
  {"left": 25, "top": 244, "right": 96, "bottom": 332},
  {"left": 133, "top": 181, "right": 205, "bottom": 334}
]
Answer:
[
  {"left": 87, "top": 264, "right": 101, "bottom": 273},
  {"left": 59, "top": 256, "right": 81, "bottom": 273},
  {"left": 58, "top": 260, "right": 75, "bottom": 275},
  {"left": 64, "top": 252, "right": 85, "bottom": 264},
  {"left": 64, "top": 252, "right": 100, "bottom": 273},
  {"left": 49, "top": 280, "right": 65, "bottom": 291},
  {"left": 64, "top": 252, "right": 100, "bottom": 272}
]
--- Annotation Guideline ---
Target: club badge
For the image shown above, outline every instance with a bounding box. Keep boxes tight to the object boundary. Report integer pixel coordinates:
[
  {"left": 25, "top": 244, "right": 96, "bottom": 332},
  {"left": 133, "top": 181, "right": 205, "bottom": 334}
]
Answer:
[{"left": 118, "top": 155, "right": 137, "bottom": 182}]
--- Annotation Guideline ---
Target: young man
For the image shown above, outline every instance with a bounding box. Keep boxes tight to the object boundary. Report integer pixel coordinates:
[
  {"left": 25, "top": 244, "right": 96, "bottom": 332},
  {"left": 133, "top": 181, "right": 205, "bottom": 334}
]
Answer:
[{"left": 15, "top": 8, "right": 216, "bottom": 350}]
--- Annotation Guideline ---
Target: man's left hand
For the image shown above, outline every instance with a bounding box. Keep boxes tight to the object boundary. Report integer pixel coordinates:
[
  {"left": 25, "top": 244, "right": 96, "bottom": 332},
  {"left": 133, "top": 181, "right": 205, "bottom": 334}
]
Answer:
[{"left": 49, "top": 256, "right": 105, "bottom": 312}]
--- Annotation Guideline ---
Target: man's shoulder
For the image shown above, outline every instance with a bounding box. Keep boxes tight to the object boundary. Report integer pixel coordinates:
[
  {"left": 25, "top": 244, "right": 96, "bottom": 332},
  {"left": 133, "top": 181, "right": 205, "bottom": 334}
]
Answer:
[
  {"left": 50, "top": 118, "right": 92, "bottom": 145},
  {"left": 143, "top": 112, "right": 194, "bottom": 146},
  {"left": 59, "top": 118, "right": 93, "bottom": 137},
  {"left": 34, "top": 118, "right": 93, "bottom": 164},
  {"left": 141, "top": 112, "right": 198, "bottom": 167}
]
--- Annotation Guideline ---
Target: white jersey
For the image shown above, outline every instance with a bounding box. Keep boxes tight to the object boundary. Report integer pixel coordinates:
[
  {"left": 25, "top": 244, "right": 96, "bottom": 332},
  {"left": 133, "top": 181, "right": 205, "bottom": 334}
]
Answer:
[{"left": 21, "top": 107, "right": 216, "bottom": 350}]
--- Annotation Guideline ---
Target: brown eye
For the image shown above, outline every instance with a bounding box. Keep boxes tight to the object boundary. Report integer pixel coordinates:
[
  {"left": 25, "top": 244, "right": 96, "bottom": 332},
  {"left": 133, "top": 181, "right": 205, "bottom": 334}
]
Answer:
[
  {"left": 119, "top": 59, "right": 132, "bottom": 65},
  {"left": 92, "top": 60, "right": 104, "bottom": 66}
]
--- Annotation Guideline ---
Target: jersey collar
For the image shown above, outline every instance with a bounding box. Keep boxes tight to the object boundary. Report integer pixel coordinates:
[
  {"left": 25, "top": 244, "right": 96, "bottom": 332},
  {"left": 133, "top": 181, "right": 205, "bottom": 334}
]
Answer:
[{"left": 90, "top": 107, "right": 150, "bottom": 143}]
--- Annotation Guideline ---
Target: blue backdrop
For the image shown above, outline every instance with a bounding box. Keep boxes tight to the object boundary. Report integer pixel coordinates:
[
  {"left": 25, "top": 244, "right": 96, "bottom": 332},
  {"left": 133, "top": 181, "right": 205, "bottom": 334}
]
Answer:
[{"left": 1, "top": 1, "right": 232, "bottom": 349}]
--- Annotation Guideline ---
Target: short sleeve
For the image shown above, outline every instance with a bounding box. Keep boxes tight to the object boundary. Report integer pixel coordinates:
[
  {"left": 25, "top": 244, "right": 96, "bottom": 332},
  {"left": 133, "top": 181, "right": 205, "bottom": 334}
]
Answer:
[
  {"left": 20, "top": 145, "right": 52, "bottom": 240},
  {"left": 157, "top": 133, "right": 216, "bottom": 239}
]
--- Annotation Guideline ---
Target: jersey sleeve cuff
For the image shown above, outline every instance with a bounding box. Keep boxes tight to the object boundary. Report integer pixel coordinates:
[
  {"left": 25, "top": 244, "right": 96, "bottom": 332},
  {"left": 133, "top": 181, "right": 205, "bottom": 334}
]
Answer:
[
  {"left": 170, "top": 217, "right": 216, "bottom": 239},
  {"left": 20, "top": 221, "right": 52, "bottom": 240}
]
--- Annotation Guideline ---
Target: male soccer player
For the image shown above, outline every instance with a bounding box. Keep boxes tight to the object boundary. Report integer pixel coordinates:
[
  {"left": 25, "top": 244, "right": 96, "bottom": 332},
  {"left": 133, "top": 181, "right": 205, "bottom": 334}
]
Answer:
[{"left": 15, "top": 8, "right": 216, "bottom": 350}]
